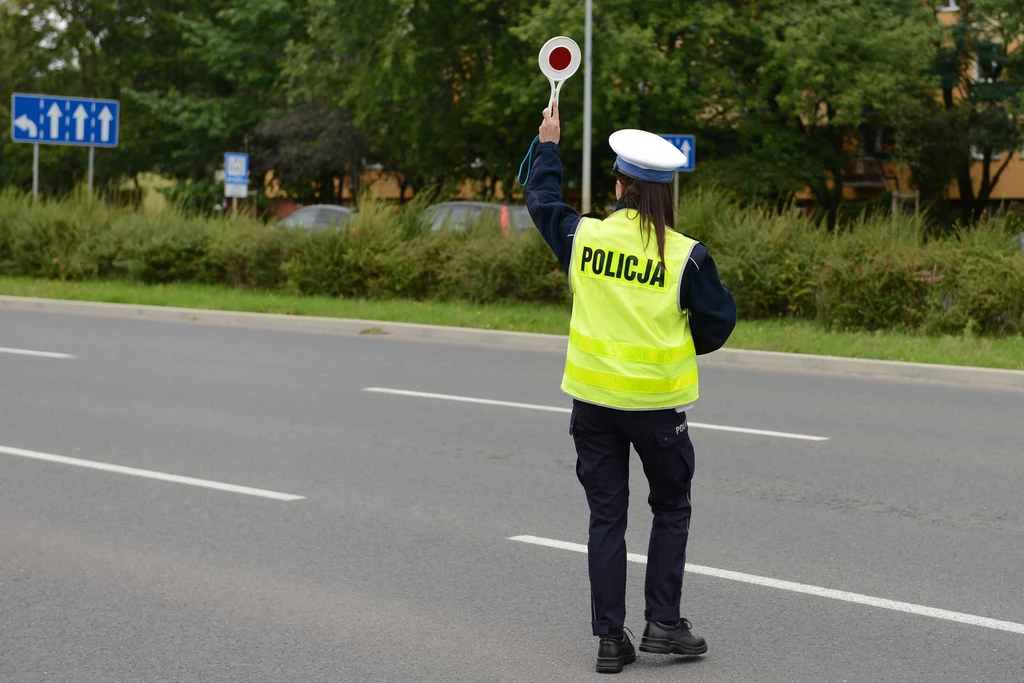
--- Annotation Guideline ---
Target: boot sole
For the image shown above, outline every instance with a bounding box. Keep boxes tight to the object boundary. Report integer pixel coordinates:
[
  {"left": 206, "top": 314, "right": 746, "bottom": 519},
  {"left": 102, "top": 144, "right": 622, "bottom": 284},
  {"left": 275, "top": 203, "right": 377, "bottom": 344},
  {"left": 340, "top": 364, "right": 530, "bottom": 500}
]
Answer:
[
  {"left": 596, "top": 651, "right": 636, "bottom": 674},
  {"left": 639, "top": 636, "right": 708, "bottom": 656}
]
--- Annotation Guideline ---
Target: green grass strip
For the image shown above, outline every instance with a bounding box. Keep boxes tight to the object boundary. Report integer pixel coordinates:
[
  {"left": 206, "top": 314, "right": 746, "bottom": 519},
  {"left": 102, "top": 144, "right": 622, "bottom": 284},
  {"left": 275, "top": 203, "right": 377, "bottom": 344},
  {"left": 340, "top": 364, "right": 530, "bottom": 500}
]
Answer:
[{"left": 1, "top": 277, "right": 1022, "bottom": 371}]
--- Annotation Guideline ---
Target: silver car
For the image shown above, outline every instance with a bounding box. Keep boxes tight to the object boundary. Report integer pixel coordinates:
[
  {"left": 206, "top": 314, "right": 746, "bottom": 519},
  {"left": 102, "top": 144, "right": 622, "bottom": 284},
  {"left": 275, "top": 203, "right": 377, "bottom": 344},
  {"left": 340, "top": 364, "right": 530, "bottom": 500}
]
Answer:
[
  {"left": 425, "top": 201, "right": 533, "bottom": 236},
  {"left": 279, "top": 204, "right": 355, "bottom": 231}
]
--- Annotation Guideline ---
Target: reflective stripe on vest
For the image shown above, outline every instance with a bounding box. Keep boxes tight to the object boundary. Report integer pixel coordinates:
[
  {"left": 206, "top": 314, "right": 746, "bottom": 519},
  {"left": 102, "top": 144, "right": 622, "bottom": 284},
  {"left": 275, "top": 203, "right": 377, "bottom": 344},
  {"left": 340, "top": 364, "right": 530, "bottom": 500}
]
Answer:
[
  {"left": 569, "top": 328, "right": 695, "bottom": 365},
  {"left": 560, "top": 210, "right": 700, "bottom": 410},
  {"left": 564, "top": 359, "right": 699, "bottom": 394}
]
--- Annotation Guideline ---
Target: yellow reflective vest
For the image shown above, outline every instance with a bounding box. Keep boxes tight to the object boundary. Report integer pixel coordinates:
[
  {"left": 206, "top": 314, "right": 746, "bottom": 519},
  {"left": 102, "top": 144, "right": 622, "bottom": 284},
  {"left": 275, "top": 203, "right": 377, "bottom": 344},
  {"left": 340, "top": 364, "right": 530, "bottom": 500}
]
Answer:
[{"left": 562, "top": 209, "right": 700, "bottom": 410}]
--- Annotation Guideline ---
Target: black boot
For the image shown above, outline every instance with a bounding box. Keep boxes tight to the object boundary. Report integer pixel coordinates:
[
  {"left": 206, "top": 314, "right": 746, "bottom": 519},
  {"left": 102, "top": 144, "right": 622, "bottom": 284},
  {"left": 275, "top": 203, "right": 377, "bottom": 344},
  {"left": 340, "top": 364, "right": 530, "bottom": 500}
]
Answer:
[
  {"left": 639, "top": 618, "right": 708, "bottom": 656},
  {"left": 596, "top": 629, "right": 637, "bottom": 674}
]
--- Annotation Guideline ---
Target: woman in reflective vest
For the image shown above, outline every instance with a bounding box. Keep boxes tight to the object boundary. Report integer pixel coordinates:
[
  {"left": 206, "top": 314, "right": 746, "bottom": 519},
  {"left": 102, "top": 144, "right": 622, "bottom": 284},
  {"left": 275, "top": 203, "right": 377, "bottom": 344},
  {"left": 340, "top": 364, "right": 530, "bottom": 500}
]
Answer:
[{"left": 525, "top": 101, "right": 736, "bottom": 674}]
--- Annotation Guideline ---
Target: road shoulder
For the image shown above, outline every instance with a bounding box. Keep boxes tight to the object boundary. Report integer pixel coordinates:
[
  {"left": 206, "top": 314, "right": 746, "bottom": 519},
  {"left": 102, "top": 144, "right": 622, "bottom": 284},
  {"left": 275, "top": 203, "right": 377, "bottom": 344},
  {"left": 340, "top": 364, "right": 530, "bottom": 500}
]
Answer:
[{"left": 3, "top": 294, "right": 1023, "bottom": 389}]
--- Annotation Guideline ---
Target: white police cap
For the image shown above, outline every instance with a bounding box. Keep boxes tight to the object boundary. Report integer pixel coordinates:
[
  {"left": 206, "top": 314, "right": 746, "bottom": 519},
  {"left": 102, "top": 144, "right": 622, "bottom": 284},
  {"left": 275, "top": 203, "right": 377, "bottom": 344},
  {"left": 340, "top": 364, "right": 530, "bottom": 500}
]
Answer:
[{"left": 609, "top": 129, "right": 686, "bottom": 184}]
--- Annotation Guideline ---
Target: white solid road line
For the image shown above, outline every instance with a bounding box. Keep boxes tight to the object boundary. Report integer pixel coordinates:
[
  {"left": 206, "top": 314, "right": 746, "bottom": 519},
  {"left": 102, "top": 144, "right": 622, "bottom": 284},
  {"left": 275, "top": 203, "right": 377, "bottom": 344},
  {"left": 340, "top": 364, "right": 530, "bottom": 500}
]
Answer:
[
  {"left": 0, "top": 445, "right": 304, "bottom": 502},
  {"left": 509, "top": 535, "right": 1024, "bottom": 637},
  {"left": 0, "top": 346, "right": 75, "bottom": 359},
  {"left": 365, "top": 387, "right": 572, "bottom": 414},
  {"left": 364, "top": 387, "right": 829, "bottom": 442}
]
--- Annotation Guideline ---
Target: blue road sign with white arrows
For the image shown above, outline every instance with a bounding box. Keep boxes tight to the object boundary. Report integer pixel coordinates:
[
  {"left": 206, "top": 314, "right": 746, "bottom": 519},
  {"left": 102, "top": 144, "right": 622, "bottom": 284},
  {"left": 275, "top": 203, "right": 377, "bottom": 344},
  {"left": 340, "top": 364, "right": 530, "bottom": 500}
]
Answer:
[
  {"left": 659, "top": 134, "right": 695, "bottom": 172},
  {"left": 11, "top": 93, "right": 120, "bottom": 148}
]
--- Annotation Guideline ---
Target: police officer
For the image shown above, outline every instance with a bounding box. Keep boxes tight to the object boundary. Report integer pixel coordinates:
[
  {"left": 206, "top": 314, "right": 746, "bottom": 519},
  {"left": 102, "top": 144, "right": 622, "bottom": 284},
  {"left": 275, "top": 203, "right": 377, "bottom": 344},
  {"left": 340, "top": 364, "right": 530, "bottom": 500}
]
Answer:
[{"left": 525, "top": 102, "right": 737, "bottom": 674}]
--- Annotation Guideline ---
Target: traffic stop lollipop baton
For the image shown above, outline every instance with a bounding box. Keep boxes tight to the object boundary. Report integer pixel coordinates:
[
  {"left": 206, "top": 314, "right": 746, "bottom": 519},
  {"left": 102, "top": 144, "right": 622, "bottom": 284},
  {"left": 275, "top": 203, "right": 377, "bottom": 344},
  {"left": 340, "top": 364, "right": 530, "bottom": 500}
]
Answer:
[
  {"left": 518, "top": 36, "right": 582, "bottom": 187},
  {"left": 540, "top": 36, "right": 582, "bottom": 112}
]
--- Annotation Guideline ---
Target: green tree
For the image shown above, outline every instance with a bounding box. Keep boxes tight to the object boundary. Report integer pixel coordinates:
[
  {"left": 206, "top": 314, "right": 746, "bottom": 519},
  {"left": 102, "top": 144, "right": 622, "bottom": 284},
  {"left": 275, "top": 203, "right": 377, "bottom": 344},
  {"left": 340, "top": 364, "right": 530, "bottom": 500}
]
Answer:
[
  {"left": 251, "top": 100, "right": 368, "bottom": 205},
  {"left": 695, "top": 0, "right": 934, "bottom": 229},
  {"left": 288, "top": 0, "right": 511, "bottom": 199},
  {"left": 1, "top": 0, "right": 308, "bottom": 195},
  {"left": 288, "top": 0, "right": 711, "bottom": 204},
  {"left": 1, "top": 0, "right": 215, "bottom": 193},
  {"left": 925, "top": 0, "right": 1024, "bottom": 224},
  {"left": 289, "top": 0, "right": 940, "bottom": 225},
  {"left": 484, "top": 0, "right": 708, "bottom": 204},
  {"left": 129, "top": 0, "right": 309, "bottom": 181},
  {"left": 0, "top": 1, "right": 84, "bottom": 192}
]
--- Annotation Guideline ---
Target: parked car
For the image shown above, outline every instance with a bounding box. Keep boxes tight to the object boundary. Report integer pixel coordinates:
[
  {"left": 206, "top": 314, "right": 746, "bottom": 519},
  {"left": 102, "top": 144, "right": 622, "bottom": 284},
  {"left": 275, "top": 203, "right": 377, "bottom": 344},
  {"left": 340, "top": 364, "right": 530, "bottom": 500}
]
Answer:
[
  {"left": 279, "top": 204, "right": 355, "bottom": 231},
  {"left": 424, "top": 201, "right": 533, "bottom": 236}
]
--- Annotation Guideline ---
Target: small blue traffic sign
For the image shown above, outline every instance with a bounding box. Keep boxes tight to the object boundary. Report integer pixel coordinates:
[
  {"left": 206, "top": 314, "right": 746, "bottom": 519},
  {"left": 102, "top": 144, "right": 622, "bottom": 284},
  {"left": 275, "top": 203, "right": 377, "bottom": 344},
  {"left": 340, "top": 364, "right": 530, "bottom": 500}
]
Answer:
[
  {"left": 11, "top": 93, "right": 119, "bottom": 147},
  {"left": 659, "top": 134, "right": 695, "bottom": 172},
  {"left": 224, "top": 153, "right": 249, "bottom": 185}
]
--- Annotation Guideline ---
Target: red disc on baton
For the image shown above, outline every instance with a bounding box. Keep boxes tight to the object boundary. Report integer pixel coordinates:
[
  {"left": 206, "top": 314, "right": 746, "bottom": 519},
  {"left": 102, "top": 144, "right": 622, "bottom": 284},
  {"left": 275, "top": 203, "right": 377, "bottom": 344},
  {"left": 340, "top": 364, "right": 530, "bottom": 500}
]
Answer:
[
  {"left": 538, "top": 37, "right": 581, "bottom": 82},
  {"left": 549, "top": 47, "right": 572, "bottom": 72}
]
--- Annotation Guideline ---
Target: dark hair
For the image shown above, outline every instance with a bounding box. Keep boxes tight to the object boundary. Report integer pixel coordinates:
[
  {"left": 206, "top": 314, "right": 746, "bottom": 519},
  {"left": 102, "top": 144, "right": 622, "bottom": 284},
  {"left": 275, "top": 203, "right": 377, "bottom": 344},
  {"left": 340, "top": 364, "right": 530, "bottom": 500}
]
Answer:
[{"left": 616, "top": 174, "right": 675, "bottom": 264}]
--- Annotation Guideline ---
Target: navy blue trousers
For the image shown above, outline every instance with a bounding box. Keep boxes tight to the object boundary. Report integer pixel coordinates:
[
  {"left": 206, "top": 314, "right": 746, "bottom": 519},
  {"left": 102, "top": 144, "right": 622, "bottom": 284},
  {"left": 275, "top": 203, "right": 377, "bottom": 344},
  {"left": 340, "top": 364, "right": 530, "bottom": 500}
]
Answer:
[{"left": 569, "top": 399, "right": 695, "bottom": 636}]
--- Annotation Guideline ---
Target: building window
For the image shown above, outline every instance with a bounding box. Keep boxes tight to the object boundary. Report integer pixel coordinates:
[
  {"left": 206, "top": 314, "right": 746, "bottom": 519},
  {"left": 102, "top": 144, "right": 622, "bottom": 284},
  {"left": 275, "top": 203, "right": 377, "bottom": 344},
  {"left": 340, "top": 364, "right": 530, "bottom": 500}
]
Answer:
[
  {"left": 973, "top": 59, "right": 999, "bottom": 84},
  {"left": 973, "top": 43, "right": 1005, "bottom": 84},
  {"left": 859, "top": 126, "right": 896, "bottom": 160}
]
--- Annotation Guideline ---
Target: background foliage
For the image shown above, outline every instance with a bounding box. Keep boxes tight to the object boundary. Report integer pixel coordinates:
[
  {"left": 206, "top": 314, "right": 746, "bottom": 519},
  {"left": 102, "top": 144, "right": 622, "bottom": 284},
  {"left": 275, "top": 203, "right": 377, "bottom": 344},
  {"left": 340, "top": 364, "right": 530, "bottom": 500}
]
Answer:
[{"left": 3, "top": 0, "right": 1024, "bottom": 226}]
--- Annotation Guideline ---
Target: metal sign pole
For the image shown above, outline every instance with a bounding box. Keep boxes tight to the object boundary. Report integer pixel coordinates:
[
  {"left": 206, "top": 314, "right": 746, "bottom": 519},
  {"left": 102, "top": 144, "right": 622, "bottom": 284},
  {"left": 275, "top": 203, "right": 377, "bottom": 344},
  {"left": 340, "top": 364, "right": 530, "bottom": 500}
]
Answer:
[
  {"left": 88, "top": 146, "right": 95, "bottom": 194},
  {"left": 658, "top": 134, "right": 695, "bottom": 213},
  {"left": 582, "top": 0, "right": 593, "bottom": 214},
  {"left": 32, "top": 143, "right": 39, "bottom": 199}
]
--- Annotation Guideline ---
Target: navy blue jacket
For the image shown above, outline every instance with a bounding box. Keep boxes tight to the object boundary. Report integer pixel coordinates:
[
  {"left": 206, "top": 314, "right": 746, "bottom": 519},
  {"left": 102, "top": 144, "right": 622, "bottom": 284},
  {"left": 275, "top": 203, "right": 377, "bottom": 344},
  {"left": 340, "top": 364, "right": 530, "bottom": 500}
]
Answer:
[{"left": 525, "top": 142, "right": 736, "bottom": 355}]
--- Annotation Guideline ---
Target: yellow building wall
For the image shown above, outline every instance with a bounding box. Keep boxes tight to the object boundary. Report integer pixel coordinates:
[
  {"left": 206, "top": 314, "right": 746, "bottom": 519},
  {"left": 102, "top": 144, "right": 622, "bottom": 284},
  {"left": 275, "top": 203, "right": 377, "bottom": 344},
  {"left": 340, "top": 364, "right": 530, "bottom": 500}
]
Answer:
[
  {"left": 947, "top": 153, "right": 1024, "bottom": 201},
  {"left": 265, "top": 169, "right": 523, "bottom": 205},
  {"left": 797, "top": 159, "right": 1024, "bottom": 204}
]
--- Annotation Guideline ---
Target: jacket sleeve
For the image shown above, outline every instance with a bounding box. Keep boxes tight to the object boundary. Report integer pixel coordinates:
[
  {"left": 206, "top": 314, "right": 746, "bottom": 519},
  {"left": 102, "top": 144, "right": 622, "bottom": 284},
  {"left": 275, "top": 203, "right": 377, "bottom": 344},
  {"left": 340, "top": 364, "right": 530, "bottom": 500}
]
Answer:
[
  {"left": 525, "top": 142, "right": 581, "bottom": 273},
  {"left": 679, "top": 244, "right": 737, "bottom": 355}
]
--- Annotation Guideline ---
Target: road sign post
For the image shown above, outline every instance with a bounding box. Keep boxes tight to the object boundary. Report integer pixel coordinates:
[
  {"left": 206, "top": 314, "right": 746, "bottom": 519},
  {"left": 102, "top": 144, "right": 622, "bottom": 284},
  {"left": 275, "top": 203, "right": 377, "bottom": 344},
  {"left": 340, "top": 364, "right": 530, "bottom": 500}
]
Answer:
[
  {"left": 11, "top": 93, "right": 120, "bottom": 197},
  {"left": 583, "top": 0, "right": 593, "bottom": 214},
  {"left": 32, "top": 144, "right": 39, "bottom": 200},
  {"left": 658, "top": 134, "right": 696, "bottom": 211},
  {"left": 224, "top": 152, "right": 249, "bottom": 218}
]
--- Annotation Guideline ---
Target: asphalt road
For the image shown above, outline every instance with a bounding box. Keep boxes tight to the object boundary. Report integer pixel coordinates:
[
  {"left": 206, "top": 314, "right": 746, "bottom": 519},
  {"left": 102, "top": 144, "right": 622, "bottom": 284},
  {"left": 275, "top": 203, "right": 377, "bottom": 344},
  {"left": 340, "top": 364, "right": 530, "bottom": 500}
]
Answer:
[{"left": 1, "top": 308, "right": 1023, "bottom": 683}]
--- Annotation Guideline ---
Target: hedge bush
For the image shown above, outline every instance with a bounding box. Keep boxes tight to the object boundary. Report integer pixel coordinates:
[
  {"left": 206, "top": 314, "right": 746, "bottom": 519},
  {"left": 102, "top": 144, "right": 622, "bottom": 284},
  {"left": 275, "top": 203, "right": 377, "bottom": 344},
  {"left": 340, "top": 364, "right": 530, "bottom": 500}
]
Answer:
[
  {"left": 1, "top": 188, "right": 1023, "bottom": 336},
  {"left": 679, "top": 188, "right": 1024, "bottom": 336},
  {"left": 0, "top": 190, "right": 571, "bottom": 305}
]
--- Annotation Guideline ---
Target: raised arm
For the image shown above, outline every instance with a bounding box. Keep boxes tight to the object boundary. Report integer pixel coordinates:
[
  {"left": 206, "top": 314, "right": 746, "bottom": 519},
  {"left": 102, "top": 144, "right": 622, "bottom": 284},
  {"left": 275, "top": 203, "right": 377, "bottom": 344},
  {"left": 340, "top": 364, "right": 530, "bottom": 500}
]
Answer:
[{"left": 524, "top": 102, "right": 580, "bottom": 273}]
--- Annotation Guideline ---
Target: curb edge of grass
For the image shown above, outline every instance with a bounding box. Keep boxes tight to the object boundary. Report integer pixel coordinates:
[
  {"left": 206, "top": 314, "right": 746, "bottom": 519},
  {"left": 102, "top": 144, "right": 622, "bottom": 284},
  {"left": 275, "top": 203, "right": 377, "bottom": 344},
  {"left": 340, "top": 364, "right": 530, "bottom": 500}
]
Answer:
[{"left": 2, "top": 294, "right": 1023, "bottom": 390}]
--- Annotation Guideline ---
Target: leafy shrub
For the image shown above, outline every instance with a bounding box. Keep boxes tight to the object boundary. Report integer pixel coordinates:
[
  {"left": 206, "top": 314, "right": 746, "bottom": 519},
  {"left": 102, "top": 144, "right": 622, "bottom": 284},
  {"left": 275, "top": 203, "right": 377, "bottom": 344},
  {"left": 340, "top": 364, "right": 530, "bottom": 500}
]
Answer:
[
  {"left": 814, "top": 215, "right": 932, "bottom": 331},
  {"left": 922, "top": 225, "right": 1024, "bottom": 336},
  {"left": 680, "top": 189, "right": 824, "bottom": 319}
]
